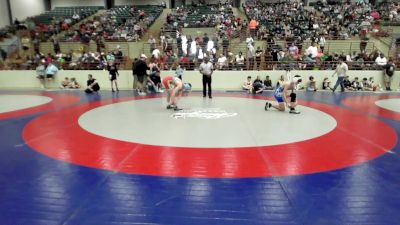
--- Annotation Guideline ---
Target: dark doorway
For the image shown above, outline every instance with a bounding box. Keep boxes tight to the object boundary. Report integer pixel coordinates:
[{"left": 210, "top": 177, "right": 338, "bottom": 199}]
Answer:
[{"left": 105, "top": 0, "right": 114, "bottom": 9}]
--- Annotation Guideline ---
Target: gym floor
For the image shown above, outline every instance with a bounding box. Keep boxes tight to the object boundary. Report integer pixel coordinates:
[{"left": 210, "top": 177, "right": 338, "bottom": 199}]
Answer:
[{"left": 0, "top": 90, "right": 399, "bottom": 225}]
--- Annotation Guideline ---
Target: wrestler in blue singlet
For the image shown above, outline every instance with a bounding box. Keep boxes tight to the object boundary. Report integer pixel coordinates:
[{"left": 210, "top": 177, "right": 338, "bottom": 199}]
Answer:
[{"left": 273, "top": 85, "right": 285, "bottom": 103}]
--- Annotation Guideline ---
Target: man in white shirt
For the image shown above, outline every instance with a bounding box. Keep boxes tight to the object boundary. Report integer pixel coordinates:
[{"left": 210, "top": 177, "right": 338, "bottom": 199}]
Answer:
[
  {"left": 305, "top": 42, "right": 318, "bottom": 59},
  {"left": 217, "top": 54, "right": 227, "bottom": 70},
  {"left": 199, "top": 57, "right": 214, "bottom": 98},
  {"left": 152, "top": 48, "right": 161, "bottom": 59},
  {"left": 375, "top": 53, "right": 387, "bottom": 69},
  {"left": 332, "top": 58, "right": 348, "bottom": 92}
]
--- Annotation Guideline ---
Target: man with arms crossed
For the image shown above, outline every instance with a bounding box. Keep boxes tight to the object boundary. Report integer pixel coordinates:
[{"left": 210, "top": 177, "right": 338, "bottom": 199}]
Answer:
[{"left": 199, "top": 57, "right": 214, "bottom": 98}]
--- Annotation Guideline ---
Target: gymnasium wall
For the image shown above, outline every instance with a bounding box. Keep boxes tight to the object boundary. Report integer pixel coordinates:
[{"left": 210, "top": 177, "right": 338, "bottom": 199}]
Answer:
[
  {"left": 0, "top": 70, "right": 398, "bottom": 91},
  {"left": 10, "top": 0, "right": 46, "bottom": 21},
  {"left": 51, "top": 0, "right": 105, "bottom": 8},
  {"left": 115, "top": 0, "right": 169, "bottom": 7},
  {"left": 0, "top": 0, "right": 10, "bottom": 28}
]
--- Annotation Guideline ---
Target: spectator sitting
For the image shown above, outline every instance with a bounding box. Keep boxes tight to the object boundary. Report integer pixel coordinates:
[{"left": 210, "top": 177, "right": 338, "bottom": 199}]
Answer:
[
  {"left": 60, "top": 77, "right": 70, "bottom": 89},
  {"left": 375, "top": 53, "right": 387, "bottom": 69},
  {"left": 306, "top": 76, "right": 318, "bottom": 92},
  {"left": 343, "top": 76, "right": 353, "bottom": 91},
  {"left": 252, "top": 76, "right": 264, "bottom": 94},
  {"left": 276, "top": 75, "right": 285, "bottom": 87},
  {"left": 217, "top": 54, "right": 227, "bottom": 70},
  {"left": 68, "top": 77, "right": 81, "bottom": 89},
  {"left": 322, "top": 77, "right": 332, "bottom": 90},
  {"left": 263, "top": 75, "right": 273, "bottom": 90},
  {"left": 362, "top": 77, "right": 381, "bottom": 91},
  {"left": 85, "top": 74, "right": 100, "bottom": 93},
  {"left": 352, "top": 77, "right": 363, "bottom": 91},
  {"left": 243, "top": 76, "right": 252, "bottom": 91}
]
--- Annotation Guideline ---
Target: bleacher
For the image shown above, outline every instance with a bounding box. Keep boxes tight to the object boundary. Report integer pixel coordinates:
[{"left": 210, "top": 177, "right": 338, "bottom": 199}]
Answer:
[
  {"left": 32, "top": 6, "right": 103, "bottom": 25},
  {"left": 102, "top": 5, "right": 163, "bottom": 39},
  {"left": 169, "top": 4, "right": 233, "bottom": 28}
]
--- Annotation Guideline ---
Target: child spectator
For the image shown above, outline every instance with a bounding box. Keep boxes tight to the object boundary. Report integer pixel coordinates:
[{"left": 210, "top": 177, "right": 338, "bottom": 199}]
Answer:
[
  {"left": 68, "top": 77, "right": 81, "bottom": 89},
  {"left": 60, "top": 77, "right": 70, "bottom": 89},
  {"left": 322, "top": 77, "right": 332, "bottom": 90},
  {"left": 352, "top": 77, "right": 363, "bottom": 91},
  {"left": 242, "top": 76, "right": 252, "bottom": 91},
  {"left": 306, "top": 76, "right": 317, "bottom": 92}
]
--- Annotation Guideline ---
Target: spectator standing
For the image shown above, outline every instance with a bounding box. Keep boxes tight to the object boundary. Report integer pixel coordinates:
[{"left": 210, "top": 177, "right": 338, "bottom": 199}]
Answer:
[
  {"left": 107, "top": 61, "right": 119, "bottom": 92},
  {"left": 175, "top": 64, "right": 184, "bottom": 80},
  {"left": 384, "top": 58, "right": 396, "bottom": 91},
  {"left": 133, "top": 54, "right": 150, "bottom": 95},
  {"left": 199, "top": 57, "right": 214, "bottom": 98},
  {"left": 148, "top": 35, "right": 157, "bottom": 53},
  {"left": 36, "top": 62, "right": 47, "bottom": 89},
  {"left": 375, "top": 53, "right": 387, "bottom": 69}
]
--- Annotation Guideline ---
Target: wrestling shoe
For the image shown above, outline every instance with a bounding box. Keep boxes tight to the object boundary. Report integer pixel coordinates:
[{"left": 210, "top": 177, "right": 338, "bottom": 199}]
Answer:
[
  {"left": 173, "top": 106, "right": 183, "bottom": 111},
  {"left": 265, "top": 102, "right": 272, "bottom": 111},
  {"left": 166, "top": 104, "right": 174, "bottom": 109},
  {"left": 289, "top": 109, "right": 300, "bottom": 114}
]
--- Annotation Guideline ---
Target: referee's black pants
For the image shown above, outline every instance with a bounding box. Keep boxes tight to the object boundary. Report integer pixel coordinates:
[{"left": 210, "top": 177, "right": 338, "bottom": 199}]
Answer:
[{"left": 202, "top": 75, "right": 212, "bottom": 98}]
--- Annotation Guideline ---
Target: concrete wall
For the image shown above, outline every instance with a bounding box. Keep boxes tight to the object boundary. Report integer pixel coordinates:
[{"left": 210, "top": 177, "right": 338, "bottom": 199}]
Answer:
[
  {"left": 0, "top": 0, "right": 10, "bottom": 28},
  {"left": 10, "top": 0, "right": 46, "bottom": 21},
  {"left": 0, "top": 70, "right": 398, "bottom": 91},
  {"left": 51, "top": 0, "right": 105, "bottom": 8}
]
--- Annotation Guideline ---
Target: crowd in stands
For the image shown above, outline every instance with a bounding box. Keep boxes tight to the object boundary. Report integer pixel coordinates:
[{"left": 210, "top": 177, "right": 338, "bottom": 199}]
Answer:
[
  {"left": 244, "top": 0, "right": 394, "bottom": 42},
  {"left": 62, "top": 5, "right": 163, "bottom": 42},
  {"left": 166, "top": 0, "right": 234, "bottom": 28}
]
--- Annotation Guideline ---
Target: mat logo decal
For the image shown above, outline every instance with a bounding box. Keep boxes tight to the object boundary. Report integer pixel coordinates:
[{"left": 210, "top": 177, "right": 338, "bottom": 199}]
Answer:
[{"left": 171, "top": 108, "right": 237, "bottom": 119}]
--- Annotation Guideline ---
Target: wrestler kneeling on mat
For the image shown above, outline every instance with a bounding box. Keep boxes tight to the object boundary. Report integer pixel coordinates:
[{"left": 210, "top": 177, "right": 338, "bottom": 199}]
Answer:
[
  {"left": 163, "top": 76, "right": 184, "bottom": 111},
  {"left": 265, "top": 75, "right": 302, "bottom": 114}
]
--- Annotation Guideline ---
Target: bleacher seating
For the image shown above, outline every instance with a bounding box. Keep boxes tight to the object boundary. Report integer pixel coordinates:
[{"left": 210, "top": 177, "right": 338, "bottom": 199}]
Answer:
[{"left": 32, "top": 6, "right": 103, "bottom": 25}]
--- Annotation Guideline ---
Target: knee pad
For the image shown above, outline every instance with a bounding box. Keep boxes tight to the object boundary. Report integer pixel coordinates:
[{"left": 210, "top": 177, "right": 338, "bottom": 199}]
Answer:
[{"left": 290, "top": 92, "right": 296, "bottom": 102}]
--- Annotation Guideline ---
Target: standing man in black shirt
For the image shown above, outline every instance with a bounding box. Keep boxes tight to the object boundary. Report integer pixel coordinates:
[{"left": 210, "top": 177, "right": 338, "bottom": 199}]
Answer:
[
  {"left": 107, "top": 61, "right": 119, "bottom": 92},
  {"left": 133, "top": 54, "right": 150, "bottom": 95},
  {"left": 384, "top": 58, "right": 396, "bottom": 91}
]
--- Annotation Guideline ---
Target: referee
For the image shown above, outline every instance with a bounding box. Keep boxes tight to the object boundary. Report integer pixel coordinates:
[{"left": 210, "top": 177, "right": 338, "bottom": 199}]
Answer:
[{"left": 199, "top": 57, "right": 214, "bottom": 98}]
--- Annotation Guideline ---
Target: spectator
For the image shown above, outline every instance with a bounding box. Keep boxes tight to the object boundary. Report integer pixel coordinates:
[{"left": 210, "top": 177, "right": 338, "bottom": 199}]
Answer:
[
  {"left": 235, "top": 51, "right": 245, "bottom": 70},
  {"left": 375, "top": 53, "right": 387, "bottom": 69},
  {"left": 68, "top": 77, "right": 81, "bottom": 89},
  {"left": 243, "top": 76, "right": 252, "bottom": 91},
  {"left": 133, "top": 54, "right": 150, "bottom": 95},
  {"left": 85, "top": 74, "right": 100, "bottom": 93},
  {"left": 175, "top": 64, "right": 184, "bottom": 80},
  {"left": 384, "top": 58, "right": 396, "bottom": 91},
  {"left": 217, "top": 54, "right": 228, "bottom": 70},
  {"left": 352, "top": 77, "right": 363, "bottom": 91},
  {"left": 60, "top": 77, "right": 70, "bottom": 89},
  {"left": 107, "top": 61, "right": 119, "bottom": 92},
  {"left": 36, "top": 62, "right": 47, "bottom": 88},
  {"left": 263, "top": 75, "right": 273, "bottom": 90},
  {"left": 306, "top": 76, "right": 318, "bottom": 92},
  {"left": 322, "top": 77, "right": 332, "bottom": 90}
]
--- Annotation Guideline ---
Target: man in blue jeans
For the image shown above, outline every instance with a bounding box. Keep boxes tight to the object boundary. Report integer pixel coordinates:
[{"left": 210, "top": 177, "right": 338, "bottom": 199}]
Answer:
[{"left": 332, "top": 58, "right": 348, "bottom": 92}]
